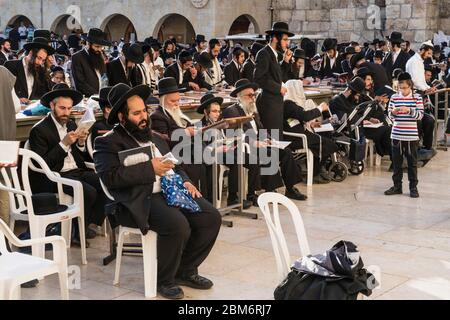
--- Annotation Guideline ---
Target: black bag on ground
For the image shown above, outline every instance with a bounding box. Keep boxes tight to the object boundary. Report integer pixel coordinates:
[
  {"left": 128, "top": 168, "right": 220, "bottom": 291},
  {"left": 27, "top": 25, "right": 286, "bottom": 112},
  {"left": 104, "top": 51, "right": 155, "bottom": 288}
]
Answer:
[
  {"left": 274, "top": 241, "right": 377, "bottom": 300},
  {"left": 349, "top": 136, "right": 366, "bottom": 162}
]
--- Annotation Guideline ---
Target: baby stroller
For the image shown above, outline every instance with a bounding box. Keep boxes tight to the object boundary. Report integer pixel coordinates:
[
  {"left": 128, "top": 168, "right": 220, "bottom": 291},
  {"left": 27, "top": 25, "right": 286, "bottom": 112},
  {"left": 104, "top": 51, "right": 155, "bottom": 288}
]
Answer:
[{"left": 325, "top": 100, "right": 379, "bottom": 182}]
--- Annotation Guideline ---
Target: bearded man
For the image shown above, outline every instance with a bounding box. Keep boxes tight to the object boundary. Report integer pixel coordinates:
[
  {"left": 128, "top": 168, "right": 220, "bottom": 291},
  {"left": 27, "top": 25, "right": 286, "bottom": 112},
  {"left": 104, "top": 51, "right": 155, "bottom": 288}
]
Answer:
[{"left": 71, "top": 28, "right": 110, "bottom": 97}]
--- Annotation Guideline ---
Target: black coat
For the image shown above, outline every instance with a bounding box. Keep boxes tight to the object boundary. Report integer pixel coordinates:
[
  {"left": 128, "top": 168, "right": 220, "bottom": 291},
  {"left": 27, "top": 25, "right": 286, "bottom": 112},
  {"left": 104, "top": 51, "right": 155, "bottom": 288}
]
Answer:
[
  {"left": 254, "top": 45, "right": 290, "bottom": 131},
  {"left": 94, "top": 125, "right": 191, "bottom": 235},
  {"left": 224, "top": 61, "right": 242, "bottom": 86},
  {"left": 71, "top": 49, "right": 100, "bottom": 97},
  {"left": 242, "top": 59, "right": 255, "bottom": 82},
  {"left": 107, "top": 58, "right": 130, "bottom": 87},
  {"left": 0, "top": 51, "right": 8, "bottom": 66},
  {"left": 91, "top": 118, "right": 114, "bottom": 143},
  {"left": 8, "top": 29, "right": 20, "bottom": 51},
  {"left": 68, "top": 34, "right": 81, "bottom": 50},
  {"left": 29, "top": 114, "right": 88, "bottom": 192},
  {"left": 329, "top": 93, "right": 355, "bottom": 121},
  {"left": 4, "top": 59, "right": 50, "bottom": 100},
  {"left": 382, "top": 50, "right": 411, "bottom": 82},
  {"left": 319, "top": 53, "right": 344, "bottom": 79},
  {"left": 163, "top": 63, "right": 190, "bottom": 90},
  {"left": 184, "top": 69, "right": 212, "bottom": 90},
  {"left": 360, "top": 62, "right": 390, "bottom": 91}
]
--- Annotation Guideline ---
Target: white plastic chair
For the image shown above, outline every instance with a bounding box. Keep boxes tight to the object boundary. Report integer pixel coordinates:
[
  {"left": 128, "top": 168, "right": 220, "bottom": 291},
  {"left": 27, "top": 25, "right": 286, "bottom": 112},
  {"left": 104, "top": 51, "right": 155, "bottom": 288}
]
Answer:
[
  {"left": 0, "top": 215, "right": 69, "bottom": 300},
  {"left": 1, "top": 148, "right": 87, "bottom": 265},
  {"left": 99, "top": 179, "right": 158, "bottom": 298},
  {"left": 365, "top": 139, "right": 382, "bottom": 167},
  {"left": 283, "top": 132, "right": 314, "bottom": 186},
  {"left": 257, "top": 193, "right": 311, "bottom": 282}
]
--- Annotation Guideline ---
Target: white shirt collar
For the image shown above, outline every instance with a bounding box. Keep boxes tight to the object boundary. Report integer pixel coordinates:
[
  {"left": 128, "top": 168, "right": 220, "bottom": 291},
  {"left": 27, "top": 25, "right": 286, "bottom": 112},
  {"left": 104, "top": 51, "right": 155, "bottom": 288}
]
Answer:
[{"left": 233, "top": 59, "right": 241, "bottom": 70}]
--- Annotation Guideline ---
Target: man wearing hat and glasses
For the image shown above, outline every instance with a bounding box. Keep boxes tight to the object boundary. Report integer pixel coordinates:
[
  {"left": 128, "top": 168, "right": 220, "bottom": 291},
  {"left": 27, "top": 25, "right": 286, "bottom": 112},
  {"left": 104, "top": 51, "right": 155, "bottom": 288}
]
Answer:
[
  {"left": 94, "top": 83, "right": 221, "bottom": 300},
  {"left": 29, "top": 84, "right": 108, "bottom": 244},
  {"left": 4, "top": 36, "right": 55, "bottom": 104},
  {"left": 254, "top": 22, "right": 294, "bottom": 132},
  {"left": 382, "top": 32, "right": 411, "bottom": 83},
  {"left": 107, "top": 43, "right": 144, "bottom": 87},
  {"left": 71, "top": 28, "right": 111, "bottom": 97}
]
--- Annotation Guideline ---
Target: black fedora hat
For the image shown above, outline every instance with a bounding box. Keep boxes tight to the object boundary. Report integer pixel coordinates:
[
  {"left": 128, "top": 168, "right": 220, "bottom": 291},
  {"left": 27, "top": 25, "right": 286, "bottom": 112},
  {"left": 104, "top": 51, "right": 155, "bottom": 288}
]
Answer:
[
  {"left": 350, "top": 51, "right": 366, "bottom": 70},
  {"left": 195, "top": 34, "right": 206, "bottom": 43},
  {"left": 82, "top": 28, "right": 111, "bottom": 46},
  {"left": 56, "top": 45, "right": 71, "bottom": 57},
  {"left": 354, "top": 67, "right": 374, "bottom": 79},
  {"left": 266, "top": 22, "right": 294, "bottom": 37},
  {"left": 40, "top": 83, "right": 83, "bottom": 108},
  {"left": 124, "top": 43, "right": 144, "bottom": 64},
  {"left": 375, "top": 85, "right": 396, "bottom": 98},
  {"left": 230, "top": 78, "right": 259, "bottom": 98},
  {"left": 33, "top": 29, "right": 51, "bottom": 42},
  {"left": 249, "top": 42, "right": 265, "bottom": 57},
  {"left": 293, "top": 48, "right": 307, "bottom": 60},
  {"left": 347, "top": 77, "right": 365, "bottom": 94},
  {"left": 23, "top": 37, "right": 55, "bottom": 55},
  {"left": 322, "top": 38, "right": 338, "bottom": 52},
  {"left": 195, "top": 51, "right": 213, "bottom": 69},
  {"left": 108, "top": 84, "right": 152, "bottom": 125},
  {"left": 197, "top": 93, "right": 224, "bottom": 114},
  {"left": 92, "top": 86, "right": 113, "bottom": 110},
  {"left": 156, "top": 77, "right": 186, "bottom": 97},
  {"left": 387, "top": 31, "right": 404, "bottom": 44}
]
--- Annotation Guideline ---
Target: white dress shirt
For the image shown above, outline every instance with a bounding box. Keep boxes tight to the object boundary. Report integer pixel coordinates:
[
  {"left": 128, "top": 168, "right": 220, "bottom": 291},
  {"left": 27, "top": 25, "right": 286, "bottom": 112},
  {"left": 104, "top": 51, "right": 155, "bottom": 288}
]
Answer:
[
  {"left": 406, "top": 53, "right": 430, "bottom": 91},
  {"left": 1, "top": 50, "right": 9, "bottom": 61},
  {"left": 392, "top": 48, "right": 401, "bottom": 65},
  {"left": 22, "top": 58, "right": 34, "bottom": 99},
  {"left": 177, "top": 62, "right": 186, "bottom": 85},
  {"left": 51, "top": 114, "right": 85, "bottom": 173}
]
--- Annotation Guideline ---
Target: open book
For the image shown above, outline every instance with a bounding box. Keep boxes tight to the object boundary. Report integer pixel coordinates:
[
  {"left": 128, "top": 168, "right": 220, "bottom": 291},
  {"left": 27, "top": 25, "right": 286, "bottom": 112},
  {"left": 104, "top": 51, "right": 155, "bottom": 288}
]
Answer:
[
  {"left": 364, "top": 122, "right": 384, "bottom": 129},
  {"left": 313, "top": 123, "right": 334, "bottom": 133}
]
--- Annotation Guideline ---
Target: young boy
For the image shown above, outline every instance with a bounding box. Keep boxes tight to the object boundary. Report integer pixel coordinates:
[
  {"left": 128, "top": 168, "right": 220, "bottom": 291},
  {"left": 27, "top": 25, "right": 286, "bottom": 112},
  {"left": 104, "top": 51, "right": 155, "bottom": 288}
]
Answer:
[{"left": 385, "top": 72, "right": 424, "bottom": 198}]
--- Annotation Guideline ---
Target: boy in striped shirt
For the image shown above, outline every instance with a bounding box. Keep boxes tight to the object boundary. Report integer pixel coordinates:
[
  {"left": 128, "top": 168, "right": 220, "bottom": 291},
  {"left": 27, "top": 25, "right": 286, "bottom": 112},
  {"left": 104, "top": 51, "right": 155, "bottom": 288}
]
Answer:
[{"left": 385, "top": 72, "right": 424, "bottom": 198}]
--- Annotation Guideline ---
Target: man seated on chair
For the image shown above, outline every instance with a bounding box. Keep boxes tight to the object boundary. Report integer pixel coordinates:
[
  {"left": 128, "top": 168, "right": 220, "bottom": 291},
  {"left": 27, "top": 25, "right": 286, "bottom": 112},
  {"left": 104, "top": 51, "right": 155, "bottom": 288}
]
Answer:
[
  {"left": 94, "top": 83, "right": 222, "bottom": 300},
  {"left": 283, "top": 80, "right": 339, "bottom": 184},
  {"left": 28, "top": 84, "right": 108, "bottom": 245},
  {"left": 222, "top": 79, "right": 307, "bottom": 203},
  {"left": 91, "top": 86, "right": 114, "bottom": 142}
]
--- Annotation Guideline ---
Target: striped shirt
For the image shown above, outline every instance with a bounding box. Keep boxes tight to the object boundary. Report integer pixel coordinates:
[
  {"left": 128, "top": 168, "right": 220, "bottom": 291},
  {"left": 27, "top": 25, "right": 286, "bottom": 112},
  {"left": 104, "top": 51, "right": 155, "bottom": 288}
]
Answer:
[{"left": 388, "top": 92, "right": 424, "bottom": 141}]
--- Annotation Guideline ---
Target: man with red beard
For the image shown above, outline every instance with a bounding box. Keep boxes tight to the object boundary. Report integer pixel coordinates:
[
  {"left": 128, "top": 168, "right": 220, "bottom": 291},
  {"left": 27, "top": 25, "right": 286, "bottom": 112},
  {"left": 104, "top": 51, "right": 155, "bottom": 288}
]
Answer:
[
  {"left": 71, "top": 28, "right": 110, "bottom": 97},
  {"left": 4, "top": 37, "right": 54, "bottom": 104}
]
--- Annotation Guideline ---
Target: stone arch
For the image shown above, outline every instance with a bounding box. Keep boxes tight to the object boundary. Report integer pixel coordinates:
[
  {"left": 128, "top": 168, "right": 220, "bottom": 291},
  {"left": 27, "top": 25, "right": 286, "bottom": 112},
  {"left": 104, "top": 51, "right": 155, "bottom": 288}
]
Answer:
[
  {"left": 100, "top": 14, "right": 138, "bottom": 43},
  {"left": 50, "top": 14, "right": 84, "bottom": 37},
  {"left": 228, "top": 14, "right": 260, "bottom": 35},
  {"left": 7, "top": 15, "right": 35, "bottom": 29},
  {"left": 153, "top": 13, "right": 196, "bottom": 44}
]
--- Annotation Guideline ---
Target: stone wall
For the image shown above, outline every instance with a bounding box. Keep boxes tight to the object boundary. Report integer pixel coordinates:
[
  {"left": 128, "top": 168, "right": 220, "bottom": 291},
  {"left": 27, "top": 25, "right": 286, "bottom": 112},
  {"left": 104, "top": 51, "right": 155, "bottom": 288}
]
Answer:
[{"left": 274, "top": 0, "right": 450, "bottom": 50}]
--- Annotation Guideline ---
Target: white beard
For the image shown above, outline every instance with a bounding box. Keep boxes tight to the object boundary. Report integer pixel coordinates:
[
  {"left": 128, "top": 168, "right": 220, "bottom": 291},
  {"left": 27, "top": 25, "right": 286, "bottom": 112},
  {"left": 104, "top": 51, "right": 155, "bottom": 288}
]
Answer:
[
  {"left": 240, "top": 101, "right": 258, "bottom": 116},
  {"left": 162, "top": 104, "right": 191, "bottom": 128}
]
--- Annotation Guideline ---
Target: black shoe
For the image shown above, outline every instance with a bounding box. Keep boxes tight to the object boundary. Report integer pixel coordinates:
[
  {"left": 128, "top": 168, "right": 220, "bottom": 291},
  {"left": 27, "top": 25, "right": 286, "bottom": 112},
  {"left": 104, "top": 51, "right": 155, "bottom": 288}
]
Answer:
[
  {"left": 71, "top": 237, "right": 90, "bottom": 248},
  {"left": 21, "top": 279, "right": 39, "bottom": 288},
  {"left": 314, "top": 175, "right": 330, "bottom": 184},
  {"left": 176, "top": 274, "right": 214, "bottom": 290},
  {"left": 384, "top": 187, "right": 403, "bottom": 196},
  {"left": 86, "top": 227, "right": 97, "bottom": 240},
  {"left": 227, "top": 198, "right": 252, "bottom": 210},
  {"left": 285, "top": 187, "right": 308, "bottom": 201},
  {"left": 410, "top": 188, "right": 420, "bottom": 198},
  {"left": 157, "top": 284, "right": 184, "bottom": 300},
  {"left": 247, "top": 194, "right": 259, "bottom": 207}
]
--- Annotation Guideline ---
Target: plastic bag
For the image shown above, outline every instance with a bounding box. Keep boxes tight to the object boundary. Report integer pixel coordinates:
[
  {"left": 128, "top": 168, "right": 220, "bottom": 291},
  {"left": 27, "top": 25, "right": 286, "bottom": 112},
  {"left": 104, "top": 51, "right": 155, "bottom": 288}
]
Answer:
[{"left": 160, "top": 174, "right": 201, "bottom": 213}]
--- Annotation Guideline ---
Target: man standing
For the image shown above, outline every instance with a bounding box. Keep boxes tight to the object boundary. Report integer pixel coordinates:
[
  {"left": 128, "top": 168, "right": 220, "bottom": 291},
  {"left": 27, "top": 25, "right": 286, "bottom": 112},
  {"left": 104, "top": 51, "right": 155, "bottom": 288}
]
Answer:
[
  {"left": 71, "top": 28, "right": 110, "bottom": 97},
  {"left": 4, "top": 37, "right": 54, "bottom": 103},
  {"left": 94, "top": 83, "right": 221, "bottom": 300},
  {"left": 383, "top": 32, "right": 411, "bottom": 83},
  {"left": 107, "top": 43, "right": 144, "bottom": 86},
  {"left": 253, "top": 22, "right": 293, "bottom": 132}
]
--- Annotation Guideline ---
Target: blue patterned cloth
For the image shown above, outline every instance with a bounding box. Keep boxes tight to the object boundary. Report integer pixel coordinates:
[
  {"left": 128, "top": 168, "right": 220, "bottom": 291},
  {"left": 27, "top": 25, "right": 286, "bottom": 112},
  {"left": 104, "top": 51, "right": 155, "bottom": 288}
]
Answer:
[{"left": 160, "top": 174, "right": 201, "bottom": 213}]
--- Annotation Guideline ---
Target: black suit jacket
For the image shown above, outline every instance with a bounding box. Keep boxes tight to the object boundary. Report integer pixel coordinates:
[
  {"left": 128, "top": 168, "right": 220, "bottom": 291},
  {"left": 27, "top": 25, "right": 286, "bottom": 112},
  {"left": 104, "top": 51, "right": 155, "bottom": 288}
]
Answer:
[
  {"left": 71, "top": 49, "right": 100, "bottom": 97},
  {"left": 4, "top": 59, "right": 50, "bottom": 100},
  {"left": 94, "top": 125, "right": 191, "bottom": 234},
  {"left": 184, "top": 69, "right": 212, "bottom": 90},
  {"left": 0, "top": 51, "right": 8, "bottom": 66},
  {"left": 150, "top": 106, "right": 193, "bottom": 149},
  {"left": 283, "top": 100, "right": 322, "bottom": 134},
  {"left": 319, "top": 53, "right": 344, "bottom": 79},
  {"left": 163, "top": 63, "right": 190, "bottom": 90},
  {"left": 107, "top": 58, "right": 130, "bottom": 87},
  {"left": 382, "top": 50, "right": 411, "bottom": 82},
  {"left": 91, "top": 118, "right": 114, "bottom": 144},
  {"left": 242, "top": 59, "right": 255, "bottom": 82},
  {"left": 224, "top": 61, "right": 242, "bottom": 86},
  {"left": 329, "top": 93, "right": 356, "bottom": 121}
]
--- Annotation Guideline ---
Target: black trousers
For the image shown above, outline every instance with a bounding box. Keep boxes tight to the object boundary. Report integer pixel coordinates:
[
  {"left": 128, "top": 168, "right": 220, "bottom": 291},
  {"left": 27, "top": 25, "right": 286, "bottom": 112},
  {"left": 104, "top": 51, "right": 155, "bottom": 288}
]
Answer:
[
  {"left": 364, "top": 126, "right": 392, "bottom": 157},
  {"left": 61, "top": 169, "right": 108, "bottom": 226},
  {"left": 260, "top": 147, "right": 302, "bottom": 191},
  {"left": 391, "top": 140, "right": 419, "bottom": 190},
  {"left": 418, "top": 113, "right": 435, "bottom": 150},
  {"left": 148, "top": 194, "right": 222, "bottom": 286}
]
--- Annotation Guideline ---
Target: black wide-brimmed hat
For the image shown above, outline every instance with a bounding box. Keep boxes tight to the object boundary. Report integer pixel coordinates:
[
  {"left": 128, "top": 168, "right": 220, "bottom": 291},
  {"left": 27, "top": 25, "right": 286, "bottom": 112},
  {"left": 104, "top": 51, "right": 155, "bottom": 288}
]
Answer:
[
  {"left": 40, "top": 83, "right": 83, "bottom": 108},
  {"left": 33, "top": 29, "right": 51, "bottom": 42},
  {"left": 386, "top": 31, "right": 404, "bottom": 44},
  {"left": 293, "top": 48, "right": 307, "bottom": 60},
  {"left": 375, "top": 85, "right": 396, "bottom": 98},
  {"left": 23, "top": 37, "right": 55, "bottom": 55},
  {"left": 249, "top": 42, "right": 265, "bottom": 57},
  {"left": 156, "top": 77, "right": 186, "bottom": 97},
  {"left": 230, "top": 78, "right": 259, "bottom": 98},
  {"left": 322, "top": 38, "right": 338, "bottom": 52},
  {"left": 350, "top": 51, "right": 366, "bottom": 70},
  {"left": 92, "top": 86, "right": 113, "bottom": 110},
  {"left": 124, "top": 43, "right": 144, "bottom": 64},
  {"left": 266, "top": 22, "right": 294, "bottom": 37},
  {"left": 195, "top": 34, "right": 206, "bottom": 43},
  {"left": 347, "top": 77, "right": 366, "bottom": 94},
  {"left": 82, "top": 28, "right": 111, "bottom": 46},
  {"left": 197, "top": 93, "right": 224, "bottom": 114},
  {"left": 108, "top": 84, "right": 152, "bottom": 125},
  {"left": 354, "top": 67, "right": 374, "bottom": 79},
  {"left": 195, "top": 51, "right": 213, "bottom": 69}
]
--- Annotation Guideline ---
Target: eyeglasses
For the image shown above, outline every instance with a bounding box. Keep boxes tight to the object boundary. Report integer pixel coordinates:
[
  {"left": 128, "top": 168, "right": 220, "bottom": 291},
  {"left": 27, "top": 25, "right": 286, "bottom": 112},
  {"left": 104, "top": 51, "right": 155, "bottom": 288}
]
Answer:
[{"left": 241, "top": 93, "right": 257, "bottom": 99}]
